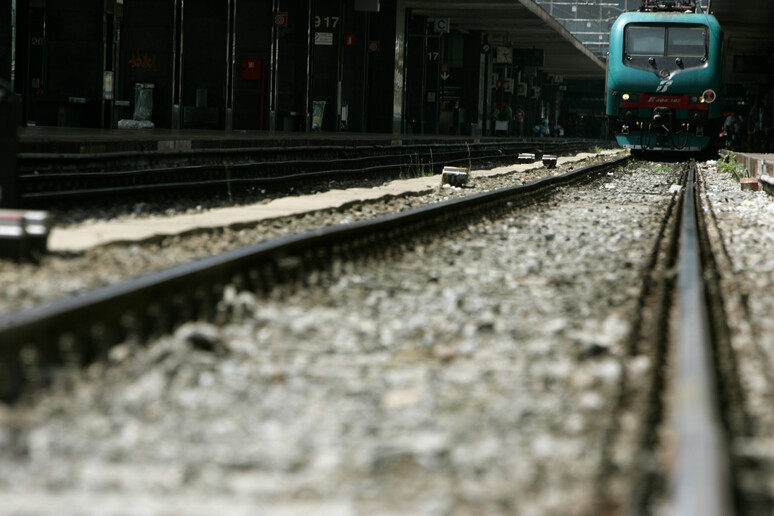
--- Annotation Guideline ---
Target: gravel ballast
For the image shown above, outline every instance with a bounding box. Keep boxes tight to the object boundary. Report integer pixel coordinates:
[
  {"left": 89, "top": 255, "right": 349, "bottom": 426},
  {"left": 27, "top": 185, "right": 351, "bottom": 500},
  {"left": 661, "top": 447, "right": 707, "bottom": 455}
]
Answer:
[
  {"left": 4, "top": 155, "right": 774, "bottom": 514},
  {"left": 0, "top": 157, "right": 687, "bottom": 514}
]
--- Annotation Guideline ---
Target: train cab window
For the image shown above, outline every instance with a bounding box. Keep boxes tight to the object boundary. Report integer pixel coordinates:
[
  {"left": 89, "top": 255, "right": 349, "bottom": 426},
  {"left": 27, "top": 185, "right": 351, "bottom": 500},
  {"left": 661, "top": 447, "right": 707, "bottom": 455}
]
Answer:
[
  {"left": 625, "top": 26, "right": 666, "bottom": 56},
  {"left": 667, "top": 27, "right": 706, "bottom": 57},
  {"left": 625, "top": 24, "right": 707, "bottom": 58}
]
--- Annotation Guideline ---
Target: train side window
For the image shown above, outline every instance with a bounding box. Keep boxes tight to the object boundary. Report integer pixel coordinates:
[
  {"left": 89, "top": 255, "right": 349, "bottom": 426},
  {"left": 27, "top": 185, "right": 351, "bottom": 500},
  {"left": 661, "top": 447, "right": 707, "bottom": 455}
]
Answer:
[
  {"left": 625, "top": 26, "right": 666, "bottom": 56},
  {"left": 667, "top": 27, "right": 706, "bottom": 57}
]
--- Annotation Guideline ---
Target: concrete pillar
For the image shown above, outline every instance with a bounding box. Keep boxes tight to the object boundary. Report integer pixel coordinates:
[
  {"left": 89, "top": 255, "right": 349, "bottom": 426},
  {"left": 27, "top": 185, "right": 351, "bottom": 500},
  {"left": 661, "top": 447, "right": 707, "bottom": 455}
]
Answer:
[
  {"left": 392, "top": 0, "right": 405, "bottom": 135},
  {"left": 0, "top": 0, "right": 11, "bottom": 82},
  {"left": 0, "top": 79, "right": 20, "bottom": 209}
]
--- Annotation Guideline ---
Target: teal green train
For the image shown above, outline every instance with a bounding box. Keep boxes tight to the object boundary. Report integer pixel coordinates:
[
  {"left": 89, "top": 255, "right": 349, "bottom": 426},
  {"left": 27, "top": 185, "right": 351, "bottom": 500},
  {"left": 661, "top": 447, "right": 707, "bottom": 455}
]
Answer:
[{"left": 606, "top": 1, "right": 723, "bottom": 152}]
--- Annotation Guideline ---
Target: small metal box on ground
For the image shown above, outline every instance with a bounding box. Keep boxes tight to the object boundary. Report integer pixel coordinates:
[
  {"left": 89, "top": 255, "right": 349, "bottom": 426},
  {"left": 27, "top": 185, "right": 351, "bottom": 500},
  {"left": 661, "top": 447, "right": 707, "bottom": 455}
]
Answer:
[
  {"left": 0, "top": 210, "right": 52, "bottom": 260},
  {"left": 542, "top": 155, "right": 558, "bottom": 168},
  {"left": 441, "top": 166, "right": 469, "bottom": 187}
]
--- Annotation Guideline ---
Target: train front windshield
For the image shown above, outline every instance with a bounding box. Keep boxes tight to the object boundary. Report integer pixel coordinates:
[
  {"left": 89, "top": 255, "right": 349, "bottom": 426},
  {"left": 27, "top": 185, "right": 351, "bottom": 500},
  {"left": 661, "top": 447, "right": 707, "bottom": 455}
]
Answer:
[{"left": 625, "top": 25, "right": 707, "bottom": 57}]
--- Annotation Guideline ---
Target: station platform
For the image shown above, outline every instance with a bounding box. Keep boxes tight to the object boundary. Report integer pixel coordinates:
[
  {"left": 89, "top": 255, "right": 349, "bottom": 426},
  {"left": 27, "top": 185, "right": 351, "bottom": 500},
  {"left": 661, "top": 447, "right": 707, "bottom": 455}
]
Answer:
[
  {"left": 732, "top": 152, "right": 774, "bottom": 178},
  {"left": 48, "top": 149, "right": 625, "bottom": 253}
]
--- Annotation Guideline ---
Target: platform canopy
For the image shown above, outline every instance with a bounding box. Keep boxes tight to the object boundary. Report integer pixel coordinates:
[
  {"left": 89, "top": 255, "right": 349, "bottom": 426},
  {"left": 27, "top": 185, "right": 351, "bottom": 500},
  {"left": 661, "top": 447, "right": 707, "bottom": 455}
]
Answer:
[
  {"left": 406, "top": 0, "right": 606, "bottom": 79},
  {"left": 708, "top": 0, "right": 774, "bottom": 84},
  {"left": 710, "top": 0, "right": 774, "bottom": 41}
]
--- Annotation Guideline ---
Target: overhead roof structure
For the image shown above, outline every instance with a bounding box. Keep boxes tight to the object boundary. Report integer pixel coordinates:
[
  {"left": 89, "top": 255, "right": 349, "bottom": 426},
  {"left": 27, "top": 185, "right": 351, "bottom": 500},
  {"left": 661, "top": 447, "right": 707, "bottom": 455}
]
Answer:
[
  {"left": 405, "top": 0, "right": 607, "bottom": 79},
  {"left": 709, "top": 0, "right": 774, "bottom": 41},
  {"left": 708, "top": 0, "right": 774, "bottom": 84}
]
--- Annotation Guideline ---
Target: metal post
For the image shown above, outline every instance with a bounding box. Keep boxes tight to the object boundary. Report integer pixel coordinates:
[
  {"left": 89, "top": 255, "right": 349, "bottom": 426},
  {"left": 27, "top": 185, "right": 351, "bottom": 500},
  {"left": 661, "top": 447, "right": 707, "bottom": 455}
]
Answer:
[
  {"left": 305, "top": 0, "right": 313, "bottom": 132},
  {"left": 0, "top": 79, "right": 21, "bottom": 209},
  {"left": 269, "top": 0, "right": 278, "bottom": 131},
  {"left": 224, "top": 0, "right": 235, "bottom": 130}
]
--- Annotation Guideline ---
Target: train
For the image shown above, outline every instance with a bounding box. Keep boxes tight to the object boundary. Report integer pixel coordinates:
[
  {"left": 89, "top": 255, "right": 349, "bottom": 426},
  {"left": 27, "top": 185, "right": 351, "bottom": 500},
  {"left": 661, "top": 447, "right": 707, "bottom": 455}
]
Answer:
[{"left": 605, "top": 0, "right": 723, "bottom": 153}]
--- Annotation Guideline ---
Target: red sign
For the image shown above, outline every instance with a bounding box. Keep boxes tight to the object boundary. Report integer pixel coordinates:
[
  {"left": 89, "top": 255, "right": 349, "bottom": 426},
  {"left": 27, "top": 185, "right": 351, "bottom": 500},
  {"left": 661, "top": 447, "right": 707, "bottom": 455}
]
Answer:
[
  {"left": 273, "top": 12, "right": 288, "bottom": 27},
  {"left": 344, "top": 34, "right": 356, "bottom": 46},
  {"left": 241, "top": 58, "right": 262, "bottom": 80},
  {"left": 620, "top": 93, "right": 707, "bottom": 111},
  {"left": 368, "top": 41, "right": 380, "bottom": 53}
]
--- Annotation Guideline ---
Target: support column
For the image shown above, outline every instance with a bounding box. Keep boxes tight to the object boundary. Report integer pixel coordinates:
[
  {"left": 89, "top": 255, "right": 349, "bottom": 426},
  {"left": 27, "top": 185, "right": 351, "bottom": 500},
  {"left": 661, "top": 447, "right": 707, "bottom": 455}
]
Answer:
[
  {"left": 391, "top": 0, "right": 405, "bottom": 135},
  {"left": 0, "top": 0, "right": 11, "bottom": 82},
  {"left": 0, "top": 79, "right": 20, "bottom": 209}
]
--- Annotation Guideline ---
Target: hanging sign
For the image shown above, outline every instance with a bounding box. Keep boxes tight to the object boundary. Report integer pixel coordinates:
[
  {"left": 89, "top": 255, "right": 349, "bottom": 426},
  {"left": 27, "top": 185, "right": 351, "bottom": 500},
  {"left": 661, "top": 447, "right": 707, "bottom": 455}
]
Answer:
[
  {"left": 315, "top": 32, "right": 334, "bottom": 46},
  {"left": 434, "top": 18, "right": 450, "bottom": 33},
  {"left": 273, "top": 12, "right": 288, "bottom": 27}
]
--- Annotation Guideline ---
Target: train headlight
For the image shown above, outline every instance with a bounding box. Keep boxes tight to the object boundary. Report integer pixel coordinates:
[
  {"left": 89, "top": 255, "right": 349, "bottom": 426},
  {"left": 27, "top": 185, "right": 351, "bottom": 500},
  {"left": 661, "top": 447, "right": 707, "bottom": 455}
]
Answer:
[{"left": 622, "top": 93, "right": 631, "bottom": 101}]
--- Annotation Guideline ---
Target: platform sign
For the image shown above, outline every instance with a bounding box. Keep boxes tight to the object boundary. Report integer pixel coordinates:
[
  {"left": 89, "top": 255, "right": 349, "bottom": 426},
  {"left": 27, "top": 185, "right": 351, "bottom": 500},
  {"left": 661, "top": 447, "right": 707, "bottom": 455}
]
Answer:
[
  {"left": 315, "top": 32, "right": 334, "bottom": 46},
  {"left": 273, "top": 12, "right": 288, "bottom": 27},
  {"left": 103, "top": 71, "right": 113, "bottom": 100},
  {"left": 434, "top": 18, "right": 450, "bottom": 33},
  {"left": 241, "top": 58, "right": 262, "bottom": 80}
]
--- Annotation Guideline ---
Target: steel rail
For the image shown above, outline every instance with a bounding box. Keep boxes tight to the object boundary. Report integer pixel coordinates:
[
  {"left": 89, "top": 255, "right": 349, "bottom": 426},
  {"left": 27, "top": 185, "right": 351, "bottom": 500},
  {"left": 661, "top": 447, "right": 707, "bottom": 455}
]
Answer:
[
  {"left": 672, "top": 160, "right": 735, "bottom": 515},
  {"left": 19, "top": 149, "right": 548, "bottom": 200},
  {"left": 17, "top": 140, "right": 594, "bottom": 204},
  {"left": 18, "top": 140, "right": 546, "bottom": 173},
  {"left": 0, "top": 155, "right": 628, "bottom": 400}
]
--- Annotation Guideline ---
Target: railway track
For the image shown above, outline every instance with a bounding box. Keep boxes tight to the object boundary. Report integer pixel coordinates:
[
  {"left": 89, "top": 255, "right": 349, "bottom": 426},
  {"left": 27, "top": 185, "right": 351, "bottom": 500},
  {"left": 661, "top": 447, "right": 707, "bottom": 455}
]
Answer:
[
  {"left": 17, "top": 139, "right": 601, "bottom": 204},
  {"left": 0, "top": 155, "right": 627, "bottom": 400},
  {"left": 2, "top": 155, "right": 766, "bottom": 512},
  {"left": 610, "top": 159, "right": 766, "bottom": 514}
]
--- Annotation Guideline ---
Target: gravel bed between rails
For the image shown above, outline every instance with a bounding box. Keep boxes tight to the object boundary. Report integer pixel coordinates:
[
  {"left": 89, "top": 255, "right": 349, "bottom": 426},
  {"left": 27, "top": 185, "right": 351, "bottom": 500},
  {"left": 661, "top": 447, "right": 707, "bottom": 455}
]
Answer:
[
  {"left": 0, "top": 160, "right": 683, "bottom": 515},
  {"left": 0, "top": 152, "right": 624, "bottom": 315}
]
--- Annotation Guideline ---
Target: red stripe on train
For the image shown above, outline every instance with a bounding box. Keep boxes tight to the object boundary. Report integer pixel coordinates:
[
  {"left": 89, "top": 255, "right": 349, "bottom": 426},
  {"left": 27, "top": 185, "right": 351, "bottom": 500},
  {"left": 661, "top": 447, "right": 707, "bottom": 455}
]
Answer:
[{"left": 620, "top": 93, "right": 707, "bottom": 110}]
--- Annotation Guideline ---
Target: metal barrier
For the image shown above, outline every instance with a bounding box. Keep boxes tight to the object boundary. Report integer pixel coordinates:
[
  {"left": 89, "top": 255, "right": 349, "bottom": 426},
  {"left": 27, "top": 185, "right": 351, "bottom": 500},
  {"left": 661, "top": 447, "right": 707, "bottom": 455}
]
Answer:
[{"left": 0, "top": 79, "right": 20, "bottom": 209}]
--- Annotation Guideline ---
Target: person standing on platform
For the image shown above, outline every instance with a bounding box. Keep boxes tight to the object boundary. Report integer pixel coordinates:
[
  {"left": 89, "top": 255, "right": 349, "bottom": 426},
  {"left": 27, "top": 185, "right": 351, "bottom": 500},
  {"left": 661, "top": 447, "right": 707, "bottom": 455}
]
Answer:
[
  {"left": 499, "top": 104, "right": 513, "bottom": 135},
  {"left": 514, "top": 106, "right": 525, "bottom": 137}
]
